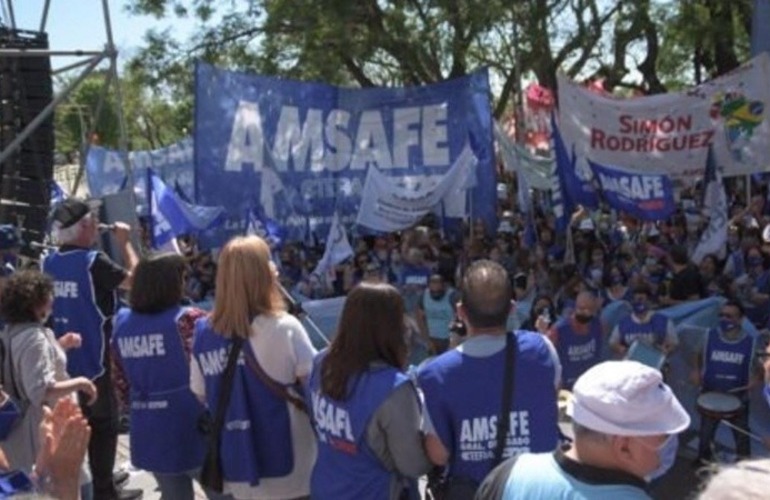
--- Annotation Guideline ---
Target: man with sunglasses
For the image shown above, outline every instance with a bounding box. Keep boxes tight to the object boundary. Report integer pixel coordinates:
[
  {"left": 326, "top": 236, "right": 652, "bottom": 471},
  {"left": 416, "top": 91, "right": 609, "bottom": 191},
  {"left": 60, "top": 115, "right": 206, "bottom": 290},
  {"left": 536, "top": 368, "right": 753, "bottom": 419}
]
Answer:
[
  {"left": 477, "top": 361, "right": 690, "bottom": 499},
  {"left": 693, "top": 300, "right": 761, "bottom": 465}
]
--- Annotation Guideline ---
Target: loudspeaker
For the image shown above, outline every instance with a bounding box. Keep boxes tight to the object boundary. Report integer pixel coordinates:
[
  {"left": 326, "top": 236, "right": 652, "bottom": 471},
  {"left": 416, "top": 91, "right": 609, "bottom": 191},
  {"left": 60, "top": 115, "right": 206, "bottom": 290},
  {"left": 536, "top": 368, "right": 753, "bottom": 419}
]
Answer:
[{"left": 0, "top": 28, "right": 54, "bottom": 256}]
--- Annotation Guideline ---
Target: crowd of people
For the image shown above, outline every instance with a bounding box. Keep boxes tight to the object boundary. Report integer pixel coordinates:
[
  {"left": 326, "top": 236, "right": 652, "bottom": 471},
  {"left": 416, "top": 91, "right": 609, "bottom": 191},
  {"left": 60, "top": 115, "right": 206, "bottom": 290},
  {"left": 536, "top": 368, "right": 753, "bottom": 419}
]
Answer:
[{"left": 0, "top": 169, "right": 768, "bottom": 499}]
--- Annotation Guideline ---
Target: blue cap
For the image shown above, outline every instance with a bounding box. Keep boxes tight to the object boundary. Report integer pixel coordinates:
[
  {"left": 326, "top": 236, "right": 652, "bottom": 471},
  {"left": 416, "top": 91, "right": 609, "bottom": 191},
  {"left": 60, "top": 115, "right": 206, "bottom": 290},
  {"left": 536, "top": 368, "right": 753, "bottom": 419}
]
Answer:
[{"left": 0, "top": 225, "right": 21, "bottom": 251}]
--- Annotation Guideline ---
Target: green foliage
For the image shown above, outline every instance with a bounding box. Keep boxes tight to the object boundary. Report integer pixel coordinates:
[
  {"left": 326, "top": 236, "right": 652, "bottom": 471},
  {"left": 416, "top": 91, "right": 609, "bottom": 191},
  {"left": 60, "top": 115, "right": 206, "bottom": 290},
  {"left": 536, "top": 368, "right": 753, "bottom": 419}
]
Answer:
[
  {"left": 54, "top": 64, "right": 191, "bottom": 158},
  {"left": 123, "top": 0, "right": 757, "bottom": 122}
]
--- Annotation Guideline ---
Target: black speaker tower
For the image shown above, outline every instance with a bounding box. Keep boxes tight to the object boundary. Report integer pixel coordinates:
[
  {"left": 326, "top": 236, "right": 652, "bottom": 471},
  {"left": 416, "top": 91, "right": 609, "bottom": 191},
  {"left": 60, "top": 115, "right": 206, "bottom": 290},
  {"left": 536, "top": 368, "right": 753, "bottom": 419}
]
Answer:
[{"left": 0, "top": 28, "right": 54, "bottom": 256}]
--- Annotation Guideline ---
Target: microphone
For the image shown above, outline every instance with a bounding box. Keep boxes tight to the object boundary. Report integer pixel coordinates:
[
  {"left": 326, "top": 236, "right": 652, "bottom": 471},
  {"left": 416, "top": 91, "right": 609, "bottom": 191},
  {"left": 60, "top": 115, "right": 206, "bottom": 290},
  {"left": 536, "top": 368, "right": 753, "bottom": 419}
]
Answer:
[
  {"left": 30, "top": 241, "right": 58, "bottom": 250},
  {"left": 98, "top": 223, "right": 116, "bottom": 233}
]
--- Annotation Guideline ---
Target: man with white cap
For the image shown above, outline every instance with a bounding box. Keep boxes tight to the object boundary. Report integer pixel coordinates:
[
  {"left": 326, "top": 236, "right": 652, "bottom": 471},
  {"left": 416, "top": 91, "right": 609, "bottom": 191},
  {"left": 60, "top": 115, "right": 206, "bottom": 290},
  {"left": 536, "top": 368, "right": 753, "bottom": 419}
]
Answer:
[
  {"left": 43, "top": 198, "right": 140, "bottom": 500},
  {"left": 476, "top": 360, "right": 690, "bottom": 499}
]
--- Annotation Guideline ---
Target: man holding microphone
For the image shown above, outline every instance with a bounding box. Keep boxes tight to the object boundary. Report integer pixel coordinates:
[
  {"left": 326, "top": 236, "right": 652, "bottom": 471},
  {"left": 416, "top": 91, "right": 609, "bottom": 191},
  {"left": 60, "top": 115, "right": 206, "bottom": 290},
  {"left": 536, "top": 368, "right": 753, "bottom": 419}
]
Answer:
[{"left": 44, "top": 198, "right": 139, "bottom": 500}]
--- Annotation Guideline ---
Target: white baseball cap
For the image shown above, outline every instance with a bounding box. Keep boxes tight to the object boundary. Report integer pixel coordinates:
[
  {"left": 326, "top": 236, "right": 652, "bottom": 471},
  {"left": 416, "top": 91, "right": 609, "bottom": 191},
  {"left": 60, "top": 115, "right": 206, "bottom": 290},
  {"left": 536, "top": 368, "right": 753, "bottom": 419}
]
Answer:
[{"left": 567, "top": 361, "right": 691, "bottom": 436}]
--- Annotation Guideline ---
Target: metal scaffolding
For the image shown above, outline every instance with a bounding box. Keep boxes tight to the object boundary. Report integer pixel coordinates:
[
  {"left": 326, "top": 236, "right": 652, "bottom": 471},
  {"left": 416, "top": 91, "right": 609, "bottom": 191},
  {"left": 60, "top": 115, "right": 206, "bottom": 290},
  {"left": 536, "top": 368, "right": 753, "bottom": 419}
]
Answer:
[{"left": 0, "top": 0, "right": 133, "bottom": 195}]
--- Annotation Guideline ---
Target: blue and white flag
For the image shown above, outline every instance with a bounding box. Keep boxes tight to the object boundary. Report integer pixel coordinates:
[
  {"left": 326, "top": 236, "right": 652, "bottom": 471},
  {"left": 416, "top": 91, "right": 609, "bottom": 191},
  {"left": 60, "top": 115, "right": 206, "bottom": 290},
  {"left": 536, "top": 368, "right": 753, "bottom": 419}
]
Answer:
[
  {"left": 147, "top": 169, "right": 225, "bottom": 249},
  {"left": 692, "top": 146, "right": 728, "bottom": 264},
  {"left": 553, "top": 117, "right": 599, "bottom": 211},
  {"left": 588, "top": 160, "right": 676, "bottom": 221},
  {"left": 311, "top": 212, "right": 354, "bottom": 281},
  {"left": 194, "top": 62, "right": 497, "bottom": 246},
  {"left": 246, "top": 205, "right": 284, "bottom": 249},
  {"left": 50, "top": 180, "right": 68, "bottom": 205}
]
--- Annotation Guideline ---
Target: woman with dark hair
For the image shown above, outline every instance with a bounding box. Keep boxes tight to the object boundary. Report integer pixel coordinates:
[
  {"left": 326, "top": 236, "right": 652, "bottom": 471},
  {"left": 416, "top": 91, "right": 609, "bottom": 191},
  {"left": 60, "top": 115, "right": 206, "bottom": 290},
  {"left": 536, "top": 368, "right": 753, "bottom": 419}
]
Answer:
[
  {"left": 308, "top": 282, "right": 431, "bottom": 499},
  {"left": 112, "top": 253, "right": 221, "bottom": 499},
  {"left": 521, "top": 295, "right": 556, "bottom": 334},
  {"left": 601, "top": 262, "right": 630, "bottom": 304},
  {"left": 0, "top": 269, "right": 95, "bottom": 497}
]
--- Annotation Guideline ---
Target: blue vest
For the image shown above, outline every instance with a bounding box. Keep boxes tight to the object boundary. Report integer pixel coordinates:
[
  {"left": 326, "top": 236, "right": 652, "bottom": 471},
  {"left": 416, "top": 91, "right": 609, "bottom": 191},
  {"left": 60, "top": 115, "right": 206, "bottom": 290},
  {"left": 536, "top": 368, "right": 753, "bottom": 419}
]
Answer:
[
  {"left": 616, "top": 313, "right": 668, "bottom": 348},
  {"left": 555, "top": 318, "right": 603, "bottom": 390},
  {"left": 702, "top": 328, "right": 754, "bottom": 393},
  {"left": 400, "top": 265, "right": 431, "bottom": 312},
  {"left": 192, "top": 319, "right": 294, "bottom": 485},
  {"left": 422, "top": 289, "right": 455, "bottom": 340},
  {"left": 308, "top": 353, "right": 410, "bottom": 500},
  {"left": 417, "top": 332, "right": 559, "bottom": 483},
  {"left": 112, "top": 306, "right": 206, "bottom": 473},
  {"left": 43, "top": 250, "right": 108, "bottom": 380}
]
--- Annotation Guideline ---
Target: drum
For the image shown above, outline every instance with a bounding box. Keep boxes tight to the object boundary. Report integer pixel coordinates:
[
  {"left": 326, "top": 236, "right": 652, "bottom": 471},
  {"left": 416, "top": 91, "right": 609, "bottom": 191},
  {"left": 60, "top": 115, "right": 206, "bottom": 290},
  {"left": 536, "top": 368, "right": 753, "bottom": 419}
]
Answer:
[
  {"left": 696, "top": 392, "right": 743, "bottom": 420},
  {"left": 625, "top": 340, "right": 666, "bottom": 371}
]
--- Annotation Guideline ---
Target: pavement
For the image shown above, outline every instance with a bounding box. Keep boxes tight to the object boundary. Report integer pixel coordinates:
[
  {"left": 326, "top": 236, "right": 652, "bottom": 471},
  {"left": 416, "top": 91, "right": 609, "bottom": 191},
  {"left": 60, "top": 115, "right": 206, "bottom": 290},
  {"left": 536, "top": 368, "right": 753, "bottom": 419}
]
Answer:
[
  {"left": 116, "top": 434, "right": 207, "bottom": 499},
  {"left": 116, "top": 425, "right": 717, "bottom": 499}
]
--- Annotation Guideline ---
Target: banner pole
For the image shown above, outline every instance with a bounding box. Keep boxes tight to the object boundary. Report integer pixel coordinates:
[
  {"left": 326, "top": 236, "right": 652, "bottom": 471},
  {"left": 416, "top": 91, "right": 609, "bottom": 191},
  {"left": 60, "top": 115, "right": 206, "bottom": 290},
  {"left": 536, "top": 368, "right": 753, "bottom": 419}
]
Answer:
[{"left": 746, "top": 174, "right": 751, "bottom": 208}]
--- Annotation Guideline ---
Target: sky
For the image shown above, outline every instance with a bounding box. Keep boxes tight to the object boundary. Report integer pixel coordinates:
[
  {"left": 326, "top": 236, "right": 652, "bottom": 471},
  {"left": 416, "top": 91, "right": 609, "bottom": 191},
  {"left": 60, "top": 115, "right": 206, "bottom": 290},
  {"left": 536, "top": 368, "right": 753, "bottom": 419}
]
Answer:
[{"left": 9, "top": 0, "right": 196, "bottom": 72}]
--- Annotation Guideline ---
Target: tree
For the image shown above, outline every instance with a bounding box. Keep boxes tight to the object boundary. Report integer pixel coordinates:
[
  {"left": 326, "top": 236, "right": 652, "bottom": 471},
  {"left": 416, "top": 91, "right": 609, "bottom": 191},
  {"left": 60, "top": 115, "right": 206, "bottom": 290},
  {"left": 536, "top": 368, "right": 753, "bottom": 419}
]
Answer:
[
  {"left": 54, "top": 71, "right": 121, "bottom": 158},
  {"left": 54, "top": 66, "right": 190, "bottom": 158},
  {"left": 125, "top": 0, "right": 757, "bottom": 117}
]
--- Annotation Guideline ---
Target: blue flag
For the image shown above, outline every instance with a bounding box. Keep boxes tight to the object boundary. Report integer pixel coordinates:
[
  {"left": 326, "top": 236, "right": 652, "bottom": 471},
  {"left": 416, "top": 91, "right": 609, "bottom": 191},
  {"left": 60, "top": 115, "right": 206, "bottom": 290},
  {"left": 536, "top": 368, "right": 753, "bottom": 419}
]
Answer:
[
  {"left": 588, "top": 160, "right": 676, "bottom": 221},
  {"left": 551, "top": 115, "right": 575, "bottom": 232},
  {"left": 147, "top": 169, "right": 226, "bottom": 249}
]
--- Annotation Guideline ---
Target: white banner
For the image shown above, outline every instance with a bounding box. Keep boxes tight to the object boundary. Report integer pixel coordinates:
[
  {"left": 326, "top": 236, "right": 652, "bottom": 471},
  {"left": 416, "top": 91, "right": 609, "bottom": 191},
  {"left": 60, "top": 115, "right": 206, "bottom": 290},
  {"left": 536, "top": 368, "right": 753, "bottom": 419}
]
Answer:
[
  {"left": 356, "top": 146, "right": 477, "bottom": 232},
  {"left": 558, "top": 53, "right": 770, "bottom": 179},
  {"left": 494, "top": 123, "right": 554, "bottom": 190},
  {"left": 311, "top": 212, "right": 354, "bottom": 279}
]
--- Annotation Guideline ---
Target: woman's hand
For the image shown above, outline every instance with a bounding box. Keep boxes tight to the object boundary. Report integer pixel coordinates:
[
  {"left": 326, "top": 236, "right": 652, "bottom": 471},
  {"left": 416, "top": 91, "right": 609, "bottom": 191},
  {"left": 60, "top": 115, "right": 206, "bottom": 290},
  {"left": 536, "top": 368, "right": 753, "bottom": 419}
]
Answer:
[
  {"left": 57, "top": 333, "right": 82, "bottom": 351},
  {"left": 35, "top": 399, "right": 91, "bottom": 500}
]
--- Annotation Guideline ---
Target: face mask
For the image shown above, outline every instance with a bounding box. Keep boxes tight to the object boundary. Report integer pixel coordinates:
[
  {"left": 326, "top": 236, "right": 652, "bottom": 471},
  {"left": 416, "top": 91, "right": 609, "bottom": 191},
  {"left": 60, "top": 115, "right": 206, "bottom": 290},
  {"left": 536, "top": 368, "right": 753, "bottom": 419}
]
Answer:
[
  {"left": 645, "top": 435, "right": 678, "bottom": 482},
  {"left": 429, "top": 291, "right": 446, "bottom": 300},
  {"left": 719, "top": 318, "right": 737, "bottom": 332},
  {"left": 589, "top": 269, "right": 603, "bottom": 282},
  {"left": 574, "top": 314, "right": 593, "bottom": 324},
  {"left": 645, "top": 257, "right": 658, "bottom": 267},
  {"left": 632, "top": 301, "right": 648, "bottom": 315},
  {"left": 748, "top": 256, "right": 763, "bottom": 268},
  {"left": 610, "top": 274, "right": 624, "bottom": 285}
]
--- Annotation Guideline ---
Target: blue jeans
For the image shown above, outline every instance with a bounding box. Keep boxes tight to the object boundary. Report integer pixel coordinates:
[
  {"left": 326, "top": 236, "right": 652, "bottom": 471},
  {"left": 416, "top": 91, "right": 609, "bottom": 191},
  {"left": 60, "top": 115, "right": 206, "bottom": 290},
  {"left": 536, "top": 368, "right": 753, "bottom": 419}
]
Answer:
[{"left": 153, "top": 469, "right": 232, "bottom": 500}]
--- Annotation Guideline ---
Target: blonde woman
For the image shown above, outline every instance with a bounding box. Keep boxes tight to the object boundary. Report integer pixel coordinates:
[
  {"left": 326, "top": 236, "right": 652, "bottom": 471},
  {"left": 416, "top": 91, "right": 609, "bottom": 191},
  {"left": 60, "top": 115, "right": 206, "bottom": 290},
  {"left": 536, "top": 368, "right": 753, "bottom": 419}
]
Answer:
[{"left": 190, "top": 236, "right": 317, "bottom": 499}]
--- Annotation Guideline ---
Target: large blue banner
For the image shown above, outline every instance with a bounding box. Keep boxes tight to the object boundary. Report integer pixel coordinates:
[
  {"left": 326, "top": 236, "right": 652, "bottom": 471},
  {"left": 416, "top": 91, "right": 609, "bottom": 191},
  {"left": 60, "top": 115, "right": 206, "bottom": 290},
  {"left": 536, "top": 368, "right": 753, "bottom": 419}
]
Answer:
[
  {"left": 85, "top": 137, "right": 195, "bottom": 207},
  {"left": 589, "top": 159, "right": 676, "bottom": 221},
  {"left": 194, "top": 62, "right": 497, "bottom": 245}
]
